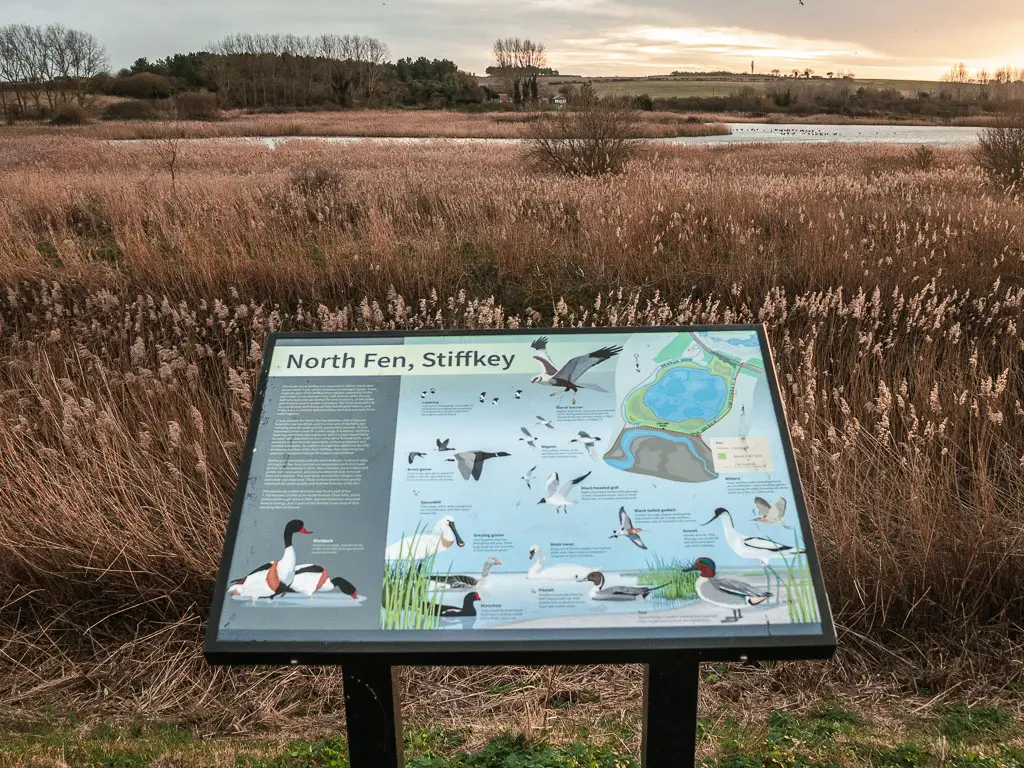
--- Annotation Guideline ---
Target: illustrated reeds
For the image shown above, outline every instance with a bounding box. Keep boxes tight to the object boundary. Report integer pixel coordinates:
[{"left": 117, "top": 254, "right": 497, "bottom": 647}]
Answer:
[
  {"left": 637, "top": 555, "right": 698, "bottom": 600},
  {"left": 381, "top": 525, "right": 442, "bottom": 630}
]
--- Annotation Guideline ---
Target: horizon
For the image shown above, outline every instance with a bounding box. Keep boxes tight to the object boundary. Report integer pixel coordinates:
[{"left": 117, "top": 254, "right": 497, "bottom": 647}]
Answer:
[{"left": 4, "top": 0, "right": 1023, "bottom": 82}]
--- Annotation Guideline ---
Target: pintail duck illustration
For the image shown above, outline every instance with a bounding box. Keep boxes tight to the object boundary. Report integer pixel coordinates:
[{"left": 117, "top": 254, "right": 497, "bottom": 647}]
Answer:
[
  {"left": 685, "top": 556, "right": 772, "bottom": 622},
  {"left": 578, "top": 571, "right": 666, "bottom": 601},
  {"left": 529, "top": 336, "right": 622, "bottom": 404},
  {"left": 609, "top": 507, "right": 647, "bottom": 549},
  {"left": 227, "top": 519, "right": 312, "bottom": 604}
]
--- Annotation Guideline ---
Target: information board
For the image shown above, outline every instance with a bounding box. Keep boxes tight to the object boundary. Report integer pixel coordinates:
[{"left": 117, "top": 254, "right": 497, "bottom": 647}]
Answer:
[{"left": 205, "top": 326, "right": 835, "bottom": 664}]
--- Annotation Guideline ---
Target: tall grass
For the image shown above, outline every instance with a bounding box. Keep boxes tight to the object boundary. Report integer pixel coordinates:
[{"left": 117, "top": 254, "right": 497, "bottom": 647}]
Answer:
[{"left": 0, "top": 138, "right": 1021, "bottom": 727}]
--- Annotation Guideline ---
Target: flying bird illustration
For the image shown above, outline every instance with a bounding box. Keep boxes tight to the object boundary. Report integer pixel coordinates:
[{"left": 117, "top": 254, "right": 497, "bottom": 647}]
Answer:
[
  {"left": 521, "top": 465, "right": 537, "bottom": 489},
  {"left": 753, "top": 496, "right": 787, "bottom": 525},
  {"left": 479, "top": 391, "right": 487, "bottom": 403},
  {"left": 570, "top": 430, "right": 601, "bottom": 460},
  {"left": 519, "top": 427, "right": 537, "bottom": 448},
  {"left": 538, "top": 470, "right": 591, "bottom": 513},
  {"left": 436, "top": 438, "right": 454, "bottom": 452},
  {"left": 408, "top": 451, "right": 427, "bottom": 465},
  {"left": 535, "top": 415, "right": 555, "bottom": 429},
  {"left": 529, "top": 336, "right": 623, "bottom": 404},
  {"left": 514, "top": 389, "right": 523, "bottom": 399},
  {"left": 610, "top": 507, "right": 647, "bottom": 549},
  {"left": 492, "top": 397, "right": 499, "bottom": 405},
  {"left": 447, "top": 450, "right": 511, "bottom": 481}
]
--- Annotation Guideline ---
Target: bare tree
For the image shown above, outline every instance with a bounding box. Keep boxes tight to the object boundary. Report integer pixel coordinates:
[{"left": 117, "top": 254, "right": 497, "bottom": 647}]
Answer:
[
  {"left": 492, "top": 37, "right": 546, "bottom": 105},
  {"left": 975, "top": 107, "right": 1024, "bottom": 195},
  {"left": 526, "top": 85, "right": 641, "bottom": 175}
]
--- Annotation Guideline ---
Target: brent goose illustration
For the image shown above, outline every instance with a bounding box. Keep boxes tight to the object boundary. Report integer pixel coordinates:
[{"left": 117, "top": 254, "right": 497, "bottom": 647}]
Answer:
[{"left": 447, "top": 450, "right": 511, "bottom": 481}]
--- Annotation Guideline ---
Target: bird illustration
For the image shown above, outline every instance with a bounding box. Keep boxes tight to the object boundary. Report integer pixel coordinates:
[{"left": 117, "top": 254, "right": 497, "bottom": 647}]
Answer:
[
  {"left": 514, "top": 389, "right": 523, "bottom": 399},
  {"left": 570, "top": 430, "right": 601, "bottom": 460},
  {"left": 535, "top": 415, "right": 555, "bottom": 429},
  {"left": 705, "top": 507, "right": 804, "bottom": 594},
  {"left": 228, "top": 520, "right": 312, "bottom": 604},
  {"left": 492, "top": 397, "right": 499, "bottom": 405},
  {"left": 431, "top": 591, "right": 481, "bottom": 617},
  {"left": 685, "top": 557, "right": 772, "bottom": 623},
  {"left": 428, "top": 557, "right": 502, "bottom": 590},
  {"left": 529, "top": 336, "right": 623, "bottom": 404},
  {"left": 479, "top": 391, "right": 487, "bottom": 403},
  {"left": 420, "top": 390, "right": 428, "bottom": 399},
  {"left": 578, "top": 571, "right": 666, "bottom": 601},
  {"left": 435, "top": 438, "right": 454, "bottom": 452},
  {"left": 538, "top": 470, "right": 591, "bottom": 513},
  {"left": 408, "top": 451, "right": 427, "bottom": 465},
  {"left": 753, "top": 496, "right": 787, "bottom": 525},
  {"left": 430, "top": 388, "right": 436, "bottom": 395},
  {"left": 519, "top": 427, "right": 537, "bottom": 448},
  {"left": 385, "top": 515, "right": 464, "bottom": 561},
  {"left": 521, "top": 465, "right": 537, "bottom": 488},
  {"left": 610, "top": 507, "right": 647, "bottom": 549},
  {"left": 288, "top": 565, "right": 359, "bottom": 599},
  {"left": 447, "top": 450, "right": 511, "bottom": 481}
]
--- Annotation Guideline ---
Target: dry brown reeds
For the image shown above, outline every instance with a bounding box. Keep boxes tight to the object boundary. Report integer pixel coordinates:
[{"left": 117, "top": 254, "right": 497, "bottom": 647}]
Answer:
[{"left": 0, "top": 138, "right": 1022, "bottom": 732}]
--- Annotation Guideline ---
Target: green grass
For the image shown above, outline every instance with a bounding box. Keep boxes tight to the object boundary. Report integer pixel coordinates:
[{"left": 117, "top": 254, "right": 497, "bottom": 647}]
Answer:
[
  {"left": 636, "top": 554, "right": 698, "bottom": 600},
  {"left": 783, "top": 531, "right": 819, "bottom": 625},
  {"left": 380, "top": 525, "right": 442, "bottom": 630},
  {"left": 0, "top": 706, "right": 1020, "bottom": 767}
]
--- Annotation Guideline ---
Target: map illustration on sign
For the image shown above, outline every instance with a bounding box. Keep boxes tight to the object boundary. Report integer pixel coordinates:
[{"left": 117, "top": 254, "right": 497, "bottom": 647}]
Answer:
[{"left": 209, "top": 327, "right": 832, "bottom": 654}]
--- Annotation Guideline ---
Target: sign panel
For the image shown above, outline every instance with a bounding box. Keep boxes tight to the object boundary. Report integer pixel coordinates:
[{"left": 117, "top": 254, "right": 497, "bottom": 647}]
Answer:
[{"left": 205, "top": 326, "right": 835, "bottom": 663}]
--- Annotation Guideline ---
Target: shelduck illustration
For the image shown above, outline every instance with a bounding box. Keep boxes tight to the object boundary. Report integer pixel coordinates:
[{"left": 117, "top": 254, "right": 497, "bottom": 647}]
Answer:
[
  {"left": 685, "top": 557, "right": 772, "bottom": 622},
  {"left": 526, "top": 544, "right": 591, "bottom": 581},
  {"left": 578, "top": 571, "right": 667, "bottom": 601},
  {"left": 385, "top": 515, "right": 465, "bottom": 561},
  {"left": 227, "top": 519, "right": 312, "bottom": 604},
  {"left": 289, "top": 564, "right": 358, "bottom": 599}
]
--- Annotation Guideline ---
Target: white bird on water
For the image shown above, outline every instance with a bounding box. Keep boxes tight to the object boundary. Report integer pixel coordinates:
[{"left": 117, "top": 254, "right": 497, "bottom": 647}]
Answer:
[
  {"left": 526, "top": 544, "right": 591, "bottom": 581},
  {"left": 385, "top": 515, "right": 465, "bottom": 561},
  {"left": 538, "top": 470, "right": 591, "bottom": 514}
]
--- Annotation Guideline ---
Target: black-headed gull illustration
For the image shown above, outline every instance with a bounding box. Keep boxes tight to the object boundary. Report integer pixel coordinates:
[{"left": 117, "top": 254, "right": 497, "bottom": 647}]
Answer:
[
  {"left": 447, "top": 450, "right": 511, "bottom": 481},
  {"left": 570, "top": 430, "right": 601, "bottom": 460},
  {"left": 538, "top": 470, "right": 591, "bottom": 513},
  {"left": 609, "top": 507, "right": 647, "bottom": 550},
  {"left": 519, "top": 427, "right": 537, "bottom": 448},
  {"left": 529, "top": 336, "right": 623, "bottom": 403}
]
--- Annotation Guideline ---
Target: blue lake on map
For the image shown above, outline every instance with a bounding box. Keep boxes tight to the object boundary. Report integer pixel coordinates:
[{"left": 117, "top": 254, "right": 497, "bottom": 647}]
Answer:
[{"left": 642, "top": 367, "right": 728, "bottom": 423}]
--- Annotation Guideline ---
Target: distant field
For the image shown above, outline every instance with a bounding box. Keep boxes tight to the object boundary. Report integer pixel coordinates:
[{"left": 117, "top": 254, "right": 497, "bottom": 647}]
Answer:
[{"left": 476, "top": 74, "right": 977, "bottom": 99}]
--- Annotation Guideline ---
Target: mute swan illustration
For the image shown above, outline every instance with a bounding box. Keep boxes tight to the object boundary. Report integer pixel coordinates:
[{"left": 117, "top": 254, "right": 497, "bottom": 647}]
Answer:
[{"left": 526, "top": 544, "right": 591, "bottom": 581}]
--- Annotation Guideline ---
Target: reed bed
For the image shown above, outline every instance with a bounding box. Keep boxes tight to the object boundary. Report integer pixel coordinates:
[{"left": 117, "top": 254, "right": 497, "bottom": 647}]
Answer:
[
  {"left": 0, "top": 138, "right": 1022, "bottom": 735},
  {"left": 1, "top": 109, "right": 730, "bottom": 140}
]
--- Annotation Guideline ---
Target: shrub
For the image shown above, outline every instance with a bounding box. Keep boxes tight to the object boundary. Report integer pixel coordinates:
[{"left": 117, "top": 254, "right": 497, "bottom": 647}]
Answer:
[
  {"left": 102, "top": 100, "right": 159, "bottom": 121},
  {"left": 109, "top": 72, "right": 174, "bottom": 100},
  {"left": 908, "top": 144, "right": 937, "bottom": 171},
  {"left": 974, "top": 109, "right": 1024, "bottom": 193},
  {"left": 526, "top": 88, "right": 641, "bottom": 175},
  {"left": 49, "top": 103, "right": 88, "bottom": 126},
  {"left": 173, "top": 91, "right": 219, "bottom": 121}
]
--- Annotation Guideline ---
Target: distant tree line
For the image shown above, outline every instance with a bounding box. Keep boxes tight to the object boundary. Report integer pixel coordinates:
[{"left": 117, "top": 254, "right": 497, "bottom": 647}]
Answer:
[
  {"left": 490, "top": 38, "right": 548, "bottom": 104},
  {"left": 0, "top": 23, "right": 108, "bottom": 117}
]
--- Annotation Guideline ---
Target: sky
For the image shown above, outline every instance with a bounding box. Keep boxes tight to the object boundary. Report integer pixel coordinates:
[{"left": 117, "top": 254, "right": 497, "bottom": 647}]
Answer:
[{"left": 5, "top": 0, "right": 1024, "bottom": 81}]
